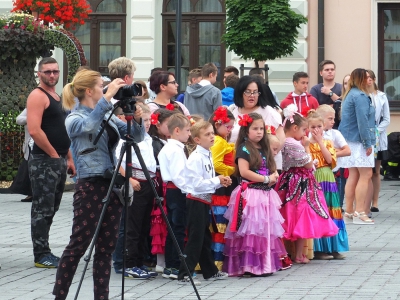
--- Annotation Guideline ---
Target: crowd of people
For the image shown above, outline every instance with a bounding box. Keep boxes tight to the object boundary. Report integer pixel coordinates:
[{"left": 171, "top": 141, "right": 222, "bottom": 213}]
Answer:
[{"left": 11, "top": 56, "right": 391, "bottom": 299}]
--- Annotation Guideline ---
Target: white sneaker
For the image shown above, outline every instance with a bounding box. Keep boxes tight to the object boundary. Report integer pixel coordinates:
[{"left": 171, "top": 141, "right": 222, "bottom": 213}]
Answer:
[
  {"left": 155, "top": 265, "right": 164, "bottom": 273},
  {"left": 206, "top": 271, "right": 229, "bottom": 281},
  {"left": 177, "top": 276, "right": 201, "bottom": 285}
]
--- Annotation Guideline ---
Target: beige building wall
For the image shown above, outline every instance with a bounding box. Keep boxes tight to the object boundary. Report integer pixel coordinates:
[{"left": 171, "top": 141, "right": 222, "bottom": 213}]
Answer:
[{"left": 325, "top": 0, "right": 372, "bottom": 83}]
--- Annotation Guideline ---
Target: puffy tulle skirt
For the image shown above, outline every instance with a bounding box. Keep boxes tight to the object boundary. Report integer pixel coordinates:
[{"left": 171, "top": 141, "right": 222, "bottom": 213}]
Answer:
[
  {"left": 313, "top": 167, "right": 349, "bottom": 253},
  {"left": 275, "top": 167, "right": 339, "bottom": 241},
  {"left": 223, "top": 183, "right": 286, "bottom": 276}
]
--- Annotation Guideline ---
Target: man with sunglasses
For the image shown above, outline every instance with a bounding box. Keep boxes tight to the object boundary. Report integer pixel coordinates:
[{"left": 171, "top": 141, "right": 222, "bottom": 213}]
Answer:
[{"left": 27, "top": 57, "right": 75, "bottom": 268}]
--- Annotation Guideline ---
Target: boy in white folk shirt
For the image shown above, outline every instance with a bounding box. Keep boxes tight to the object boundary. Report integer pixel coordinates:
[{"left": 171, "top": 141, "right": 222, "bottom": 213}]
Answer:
[
  {"left": 158, "top": 114, "right": 191, "bottom": 279},
  {"left": 178, "top": 121, "right": 231, "bottom": 285}
]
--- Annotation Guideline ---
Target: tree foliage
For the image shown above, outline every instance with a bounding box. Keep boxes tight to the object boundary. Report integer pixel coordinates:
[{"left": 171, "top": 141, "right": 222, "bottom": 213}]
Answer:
[{"left": 223, "top": 0, "right": 308, "bottom": 65}]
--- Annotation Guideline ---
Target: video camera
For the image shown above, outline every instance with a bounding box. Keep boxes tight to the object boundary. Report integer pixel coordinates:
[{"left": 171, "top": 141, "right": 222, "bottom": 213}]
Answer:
[{"left": 104, "top": 83, "right": 142, "bottom": 113}]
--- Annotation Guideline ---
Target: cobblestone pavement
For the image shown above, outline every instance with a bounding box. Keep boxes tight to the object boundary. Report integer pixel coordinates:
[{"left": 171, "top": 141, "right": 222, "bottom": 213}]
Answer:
[{"left": 1, "top": 180, "right": 400, "bottom": 300}]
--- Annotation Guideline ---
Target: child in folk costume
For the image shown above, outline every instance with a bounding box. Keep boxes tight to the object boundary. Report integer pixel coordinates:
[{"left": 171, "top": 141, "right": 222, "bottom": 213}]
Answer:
[
  {"left": 275, "top": 104, "right": 338, "bottom": 264},
  {"left": 307, "top": 109, "right": 349, "bottom": 260},
  {"left": 177, "top": 121, "right": 231, "bottom": 285},
  {"left": 148, "top": 108, "right": 178, "bottom": 273},
  {"left": 158, "top": 114, "right": 191, "bottom": 280},
  {"left": 209, "top": 107, "right": 237, "bottom": 270},
  {"left": 223, "top": 113, "right": 286, "bottom": 276}
]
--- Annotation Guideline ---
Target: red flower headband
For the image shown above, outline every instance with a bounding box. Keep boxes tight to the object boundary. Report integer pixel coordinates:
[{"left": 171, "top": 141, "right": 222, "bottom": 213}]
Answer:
[
  {"left": 166, "top": 103, "right": 175, "bottom": 111},
  {"left": 266, "top": 125, "right": 276, "bottom": 135},
  {"left": 238, "top": 114, "right": 253, "bottom": 127},
  {"left": 151, "top": 113, "right": 160, "bottom": 125},
  {"left": 213, "top": 106, "right": 230, "bottom": 124}
]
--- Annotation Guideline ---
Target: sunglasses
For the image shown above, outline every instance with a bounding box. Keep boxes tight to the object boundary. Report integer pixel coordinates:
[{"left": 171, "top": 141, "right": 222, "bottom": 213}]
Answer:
[{"left": 39, "top": 70, "right": 60, "bottom": 76}]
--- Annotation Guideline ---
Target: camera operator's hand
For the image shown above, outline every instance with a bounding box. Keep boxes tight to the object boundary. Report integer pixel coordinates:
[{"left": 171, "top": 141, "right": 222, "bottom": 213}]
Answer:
[
  {"left": 133, "top": 103, "right": 143, "bottom": 124},
  {"left": 104, "top": 78, "right": 126, "bottom": 102}
]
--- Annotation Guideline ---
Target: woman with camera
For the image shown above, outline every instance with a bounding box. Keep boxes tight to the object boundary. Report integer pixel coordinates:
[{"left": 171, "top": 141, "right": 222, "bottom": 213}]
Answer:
[{"left": 53, "top": 69, "right": 144, "bottom": 300}]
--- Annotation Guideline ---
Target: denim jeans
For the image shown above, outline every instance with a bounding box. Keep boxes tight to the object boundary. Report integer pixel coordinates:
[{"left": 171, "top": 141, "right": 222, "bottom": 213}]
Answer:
[{"left": 164, "top": 188, "right": 186, "bottom": 269}]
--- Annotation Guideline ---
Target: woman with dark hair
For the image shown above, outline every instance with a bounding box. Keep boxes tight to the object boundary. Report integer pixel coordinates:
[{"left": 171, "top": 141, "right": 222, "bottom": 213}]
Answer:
[
  {"left": 229, "top": 75, "right": 285, "bottom": 170},
  {"left": 339, "top": 68, "right": 376, "bottom": 225},
  {"left": 147, "top": 71, "right": 190, "bottom": 115}
]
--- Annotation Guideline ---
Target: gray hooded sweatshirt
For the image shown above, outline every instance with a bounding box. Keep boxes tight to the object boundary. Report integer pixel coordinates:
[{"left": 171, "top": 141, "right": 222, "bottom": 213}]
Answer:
[{"left": 184, "top": 83, "right": 222, "bottom": 120}]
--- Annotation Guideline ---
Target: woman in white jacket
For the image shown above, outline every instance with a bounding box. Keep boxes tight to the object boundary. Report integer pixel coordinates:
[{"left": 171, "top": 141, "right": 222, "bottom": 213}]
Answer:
[{"left": 367, "top": 70, "right": 390, "bottom": 213}]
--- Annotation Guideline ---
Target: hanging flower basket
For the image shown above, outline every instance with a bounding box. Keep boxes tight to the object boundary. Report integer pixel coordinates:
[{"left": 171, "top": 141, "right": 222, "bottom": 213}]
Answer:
[{"left": 12, "top": 0, "right": 92, "bottom": 29}]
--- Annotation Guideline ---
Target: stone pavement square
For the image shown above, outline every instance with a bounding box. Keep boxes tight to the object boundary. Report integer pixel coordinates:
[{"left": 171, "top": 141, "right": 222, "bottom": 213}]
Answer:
[{"left": 1, "top": 180, "right": 400, "bottom": 299}]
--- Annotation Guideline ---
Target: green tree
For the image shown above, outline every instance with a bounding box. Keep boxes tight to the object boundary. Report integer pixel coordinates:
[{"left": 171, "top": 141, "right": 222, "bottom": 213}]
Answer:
[{"left": 223, "top": 0, "right": 307, "bottom": 66}]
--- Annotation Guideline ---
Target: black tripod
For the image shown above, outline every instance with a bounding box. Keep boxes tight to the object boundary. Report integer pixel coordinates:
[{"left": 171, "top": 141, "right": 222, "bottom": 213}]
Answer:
[{"left": 74, "top": 101, "right": 201, "bottom": 300}]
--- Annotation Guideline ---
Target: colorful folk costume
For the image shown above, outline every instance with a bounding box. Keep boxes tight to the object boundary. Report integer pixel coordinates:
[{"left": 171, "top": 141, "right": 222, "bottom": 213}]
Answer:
[
  {"left": 223, "top": 143, "right": 286, "bottom": 276},
  {"left": 275, "top": 138, "right": 339, "bottom": 242},
  {"left": 310, "top": 140, "right": 349, "bottom": 253},
  {"left": 210, "top": 135, "right": 237, "bottom": 270}
]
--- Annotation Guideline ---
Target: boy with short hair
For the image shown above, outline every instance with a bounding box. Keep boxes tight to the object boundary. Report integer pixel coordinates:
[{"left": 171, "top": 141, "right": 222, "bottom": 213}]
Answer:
[
  {"left": 184, "top": 63, "right": 222, "bottom": 120},
  {"left": 280, "top": 72, "right": 319, "bottom": 115},
  {"left": 158, "top": 114, "right": 191, "bottom": 279},
  {"left": 178, "top": 121, "right": 231, "bottom": 285},
  {"left": 176, "top": 68, "right": 202, "bottom": 103},
  {"left": 221, "top": 74, "right": 239, "bottom": 107}
]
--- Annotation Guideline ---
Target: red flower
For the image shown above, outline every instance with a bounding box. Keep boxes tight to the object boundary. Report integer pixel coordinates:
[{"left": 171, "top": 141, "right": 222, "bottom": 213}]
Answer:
[
  {"left": 238, "top": 114, "right": 253, "bottom": 127},
  {"left": 166, "top": 103, "right": 175, "bottom": 111},
  {"left": 12, "top": 0, "right": 92, "bottom": 29},
  {"left": 213, "top": 106, "right": 230, "bottom": 124},
  {"left": 151, "top": 113, "right": 160, "bottom": 125}
]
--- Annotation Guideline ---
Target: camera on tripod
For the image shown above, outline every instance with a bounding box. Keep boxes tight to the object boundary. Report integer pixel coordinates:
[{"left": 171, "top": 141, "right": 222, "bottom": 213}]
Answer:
[{"left": 104, "top": 83, "right": 142, "bottom": 113}]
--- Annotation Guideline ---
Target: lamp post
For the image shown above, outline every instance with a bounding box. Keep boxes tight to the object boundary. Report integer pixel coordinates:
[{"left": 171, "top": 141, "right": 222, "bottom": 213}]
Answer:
[{"left": 175, "top": 0, "right": 182, "bottom": 90}]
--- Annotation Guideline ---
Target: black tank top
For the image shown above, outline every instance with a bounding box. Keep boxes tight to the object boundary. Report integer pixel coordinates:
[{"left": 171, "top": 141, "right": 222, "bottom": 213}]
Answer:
[{"left": 32, "top": 87, "right": 71, "bottom": 155}]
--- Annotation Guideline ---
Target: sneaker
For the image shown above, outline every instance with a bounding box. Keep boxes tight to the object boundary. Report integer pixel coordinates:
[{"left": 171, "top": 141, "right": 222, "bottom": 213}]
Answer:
[
  {"left": 155, "top": 265, "right": 164, "bottom": 273},
  {"left": 50, "top": 253, "right": 60, "bottom": 262},
  {"left": 162, "top": 268, "right": 179, "bottom": 279},
  {"left": 35, "top": 254, "right": 59, "bottom": 268},
  {"left": 177, "top": 276, "right": 201, "bottom": 285},
  {"left": 140, "top": 265, "right": 158, "bottom": 277},
  {"left": 280, "top": 256, "right": 292, "bottom": 270},
  {"left": 206, "top": 271, "right": 228, "bottom": 281},
  {"left": 124, "top": 267, "right": 151, "bottom": 279}
]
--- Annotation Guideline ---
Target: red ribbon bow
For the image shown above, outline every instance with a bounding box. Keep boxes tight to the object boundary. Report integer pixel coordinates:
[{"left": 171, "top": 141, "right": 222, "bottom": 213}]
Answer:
[
  {"left": 166, "top": 103, "right": 175, "bottom": 111},
  {"left": 150, "top": 113, "right": 160, "bottom": 125},
  {"left": 238, "top": 114, "right": 253, "bottom": 127}
]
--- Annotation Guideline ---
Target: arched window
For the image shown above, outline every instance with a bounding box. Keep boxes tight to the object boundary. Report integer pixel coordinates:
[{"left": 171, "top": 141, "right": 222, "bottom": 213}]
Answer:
[
  {"left": 162, "top": 0, "right": 226, "bottom": 91},
  {"left": 68, "top": 0, "right": 126, "bottom": 76}
]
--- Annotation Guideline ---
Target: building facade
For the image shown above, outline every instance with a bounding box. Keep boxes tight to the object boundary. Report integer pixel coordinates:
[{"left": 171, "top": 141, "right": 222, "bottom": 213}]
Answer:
[{"left": 1, "top": 0, "right": 399, "bottom": 130}]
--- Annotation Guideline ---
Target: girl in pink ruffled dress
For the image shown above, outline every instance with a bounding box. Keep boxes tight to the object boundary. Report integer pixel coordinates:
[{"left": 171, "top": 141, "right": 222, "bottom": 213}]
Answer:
[
  {"left": 275, "top": 104, "right": 339, "bottom": 264},
  {"left": 223, "top": 113, "right": 287, "bottom": 277}
]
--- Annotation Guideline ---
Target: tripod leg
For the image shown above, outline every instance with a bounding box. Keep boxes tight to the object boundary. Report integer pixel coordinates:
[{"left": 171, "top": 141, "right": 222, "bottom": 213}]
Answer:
[{"left": 73, "top": 143, "right": 127, "bottom": 300}]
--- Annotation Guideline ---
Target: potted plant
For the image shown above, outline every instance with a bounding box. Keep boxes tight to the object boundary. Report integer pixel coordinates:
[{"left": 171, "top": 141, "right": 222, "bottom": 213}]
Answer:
[{"left": 12, "top": 0, "right": 92, "bottom": 29}]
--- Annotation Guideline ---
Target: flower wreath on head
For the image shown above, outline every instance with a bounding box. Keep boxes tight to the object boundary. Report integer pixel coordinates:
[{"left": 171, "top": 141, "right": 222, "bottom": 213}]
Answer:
[
  {"left": 283, "top": 103, "right": 302, "bottom": 126},
  {"left": 238, "top": 114, "right": 253, "bottom": 127},
  {"left": 187, "top": 115, "right": 196, "bottom": 126},
  {"left": 213, "top": 106, "right": 231, "bottom": 124},
  {"left": 165, "top": 103, "right": 175, "bottom": 111},
  {"left": 266, "top": 125, "right": 276, "bottom": 135},
  {"left": 150, "top": 113, "right": 160, "bottom": 125}
]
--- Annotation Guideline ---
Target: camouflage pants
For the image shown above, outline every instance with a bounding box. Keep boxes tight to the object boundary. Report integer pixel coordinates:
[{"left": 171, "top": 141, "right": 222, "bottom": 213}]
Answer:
[{"left": 28, "top": 154, "right": 67, "bottom": 262}]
